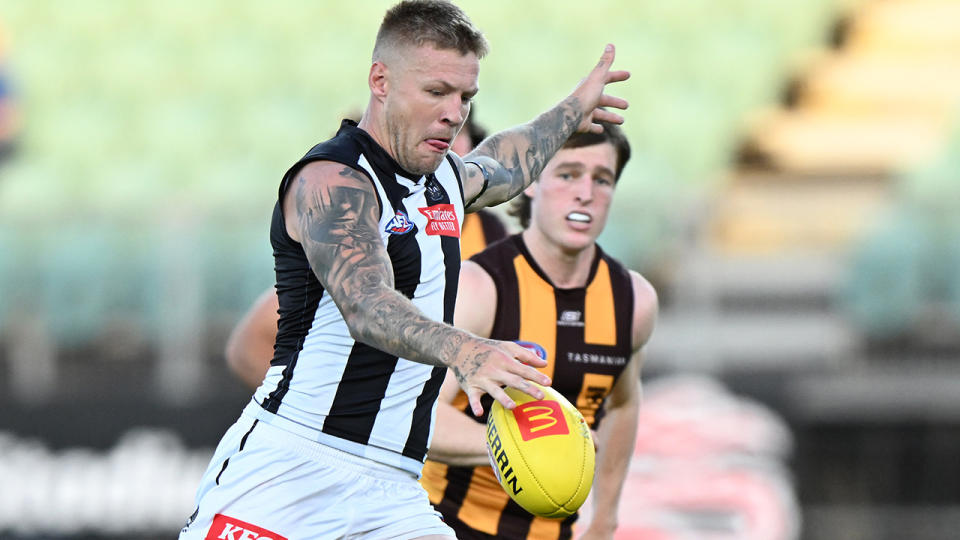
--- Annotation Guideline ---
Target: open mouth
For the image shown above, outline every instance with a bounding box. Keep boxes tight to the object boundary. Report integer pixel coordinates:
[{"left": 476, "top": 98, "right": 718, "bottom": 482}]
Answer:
[{"left": 566, "top": 212, "right": 592, "bottom": 224}]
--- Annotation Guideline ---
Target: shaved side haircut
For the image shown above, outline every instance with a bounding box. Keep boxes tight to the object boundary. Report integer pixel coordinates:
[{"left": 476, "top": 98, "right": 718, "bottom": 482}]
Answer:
[{"left": 373, "top": 0, "right": 489, "bottom": 61}]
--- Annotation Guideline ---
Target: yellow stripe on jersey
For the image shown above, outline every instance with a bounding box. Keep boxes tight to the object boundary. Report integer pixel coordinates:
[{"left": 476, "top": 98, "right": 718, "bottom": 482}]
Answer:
[
  {"left": 458, "top": 469, "right": 512, "bottom": 534},
  {"left": 514, "top": 254, "right": 557, "bottom": 380},
  {"left": 528, "top": 516, "right": 562, "bottom": 540},
  {"left": 576, "top": 373, "right": 615, "bottom": 427},
  {"left": 420, "top": 461, "right": 448, "bottom": 505},
  {"left": 460, "top": 212, "right": 486, "bottom": 261},
  {"left": 584, "top": 259, "right": 617, "bottom": 346}
]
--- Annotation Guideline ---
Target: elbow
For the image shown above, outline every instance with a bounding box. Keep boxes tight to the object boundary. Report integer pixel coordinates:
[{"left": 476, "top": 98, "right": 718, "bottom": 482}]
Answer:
[
  {"left": 342, "top": 308, "right": 375, "bottom": 344},
  {"left": 224, "top": 336, "right": 242, "bottom": 371}
]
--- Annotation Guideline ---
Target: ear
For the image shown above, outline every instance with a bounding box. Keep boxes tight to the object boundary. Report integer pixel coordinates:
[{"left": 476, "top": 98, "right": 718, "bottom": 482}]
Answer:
[{"left": 369, "top": 61, "right": 389, "bottom": 100}]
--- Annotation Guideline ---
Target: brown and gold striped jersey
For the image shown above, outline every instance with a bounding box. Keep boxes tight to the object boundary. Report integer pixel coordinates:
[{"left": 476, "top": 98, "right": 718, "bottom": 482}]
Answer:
[
  {"left": 422, "top": 234, "right": 635, "bottom": 540},
  {"left": 460, "top": 210, "right": 509, "bottom": 261}
]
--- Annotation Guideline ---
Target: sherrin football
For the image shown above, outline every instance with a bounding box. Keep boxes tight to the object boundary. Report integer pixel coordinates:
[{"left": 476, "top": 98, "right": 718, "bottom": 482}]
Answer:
[{"left": 486, "top": 383, "right": 595, "bottom": 518}]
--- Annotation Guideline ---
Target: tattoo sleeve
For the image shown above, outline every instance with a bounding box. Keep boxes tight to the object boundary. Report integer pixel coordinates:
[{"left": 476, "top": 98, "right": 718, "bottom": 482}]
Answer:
[
  {"left": 462, "top": 96, "right": 583, "bottom": 210},
  {"left": 290, "top": 165, "right": 480, "bottom": 378}
]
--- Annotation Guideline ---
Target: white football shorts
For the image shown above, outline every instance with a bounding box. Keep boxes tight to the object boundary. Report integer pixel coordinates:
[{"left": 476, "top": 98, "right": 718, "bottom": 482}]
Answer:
[{"left": 179, "top": 409, "right": 454, "bottom": 540}]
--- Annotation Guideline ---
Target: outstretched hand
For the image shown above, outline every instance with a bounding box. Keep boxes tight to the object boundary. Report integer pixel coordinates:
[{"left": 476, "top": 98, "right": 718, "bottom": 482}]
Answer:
[
  {"left": 450, "top": 338, "right": 552, "bottom": 416},
  {"left": 571, "top": 44, "right": 631, "bottom": 133}
]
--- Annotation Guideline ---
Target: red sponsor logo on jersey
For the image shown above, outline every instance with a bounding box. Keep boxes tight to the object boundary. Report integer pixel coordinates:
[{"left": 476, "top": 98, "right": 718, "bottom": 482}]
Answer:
[
  {"left": 206, "top": 514, "right": 287, "bottom": 540},
  {"left": 418, "top": 203, "right": 460, "bottom": 237},
  {"left": 513, "top": 400, "right": 569, "bottom": 441}
]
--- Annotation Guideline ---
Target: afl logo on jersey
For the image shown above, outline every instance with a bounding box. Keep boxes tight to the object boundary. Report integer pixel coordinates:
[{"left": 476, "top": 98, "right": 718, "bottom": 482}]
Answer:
[
  {"left": 385, "top": 210, "right": 414, "bottom": 235},
  {"left": 515, "top": 341, "right": 547, "bottom": 361}
]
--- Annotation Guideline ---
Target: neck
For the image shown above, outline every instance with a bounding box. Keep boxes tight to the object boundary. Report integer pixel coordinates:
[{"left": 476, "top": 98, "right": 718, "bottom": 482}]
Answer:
[
  {"left": 357, "top": 105, "right": 393, "bottom": 159},
  {"left": 521, "top": 228, "right": 596, "bottom": 289}
]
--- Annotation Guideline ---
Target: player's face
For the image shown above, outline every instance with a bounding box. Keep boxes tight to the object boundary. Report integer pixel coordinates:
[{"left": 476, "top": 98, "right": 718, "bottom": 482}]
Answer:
[
  {"left": 384, "top": 45, "right": 479, "bottom": 175},
  {"left": 526, "top": 142, "right": 618, "bottom": 253}
]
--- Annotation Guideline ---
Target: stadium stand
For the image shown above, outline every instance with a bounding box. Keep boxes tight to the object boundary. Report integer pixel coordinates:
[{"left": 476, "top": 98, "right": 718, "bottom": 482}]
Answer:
[
  {"left": 4, "top": 1, "right": 960, "bottom": 539},
  {"left": 645, "top": 1, "right": 960, "bottom": 538}
]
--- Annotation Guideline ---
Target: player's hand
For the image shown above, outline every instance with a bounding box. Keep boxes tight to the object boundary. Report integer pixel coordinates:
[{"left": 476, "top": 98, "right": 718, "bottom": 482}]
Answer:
[
  {"left": 450, "top": 338, "right": 551, "bottom": 416},
  {"left": 570, "top": 44, "right": 630, "bottom": 133}
]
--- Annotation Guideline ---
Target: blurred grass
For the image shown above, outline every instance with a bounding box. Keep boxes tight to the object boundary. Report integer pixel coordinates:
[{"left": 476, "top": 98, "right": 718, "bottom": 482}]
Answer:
[
  {"left": 0, "top": 0, "right": 849, "bottom": 331},
  {"left": 0, "top": 1, "right": 841, "bottom": 221}
]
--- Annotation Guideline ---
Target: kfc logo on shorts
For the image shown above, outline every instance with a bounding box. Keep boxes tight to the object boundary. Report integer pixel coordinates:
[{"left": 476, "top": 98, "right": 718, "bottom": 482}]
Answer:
[
  {"left": 513, "top": 400, "right": 569, "bottom": 441},
  {"left": 385, "top": 210, "right": 415, "bottom": 235},
  {"left": 206, "top": 514, "right": 287, "bottom": 540},
  {"left": 418, "top": 204, "right": 460, "bottom": 237}
]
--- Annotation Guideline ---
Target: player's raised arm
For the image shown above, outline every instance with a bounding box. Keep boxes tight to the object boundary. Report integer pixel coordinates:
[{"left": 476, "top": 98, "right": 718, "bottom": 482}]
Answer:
[
  {"left": 460, "top": 44, "right": 630, "bottom": 211},
  {"left": 283, "top": 160, "right": 550, "bottom": 414}
]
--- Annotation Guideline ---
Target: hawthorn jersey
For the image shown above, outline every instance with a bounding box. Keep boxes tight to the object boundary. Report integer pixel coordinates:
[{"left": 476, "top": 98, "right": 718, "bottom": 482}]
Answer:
[
  {"left": 421, "top": 234, "right": 635, "bottom": 539},
  {"left": 460, "top": 209, "right": 508, "bottom": 261},
  {"left": 253, "top": 119, "right": 464, "bottom": 475}
]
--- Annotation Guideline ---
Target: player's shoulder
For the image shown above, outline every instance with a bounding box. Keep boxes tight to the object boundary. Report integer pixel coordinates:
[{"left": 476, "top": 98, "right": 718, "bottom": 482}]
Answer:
[
  {"left": 628, "top": 269, "right": 658, "bottom": 350},
  {"left": 296, "top": 160, "right": 375, "bottom": 190},
  {"left": 459, "top": 259, "right": 496, "bottom": 289},
  {"left": 629, "top": 269, "right": 658, "bottom": 314},
  {"left": 595, "top": 247, "right": 656, "bottom": 306},
  {"left": 469, "top": 234, "right": 521, "bottom": 272}
]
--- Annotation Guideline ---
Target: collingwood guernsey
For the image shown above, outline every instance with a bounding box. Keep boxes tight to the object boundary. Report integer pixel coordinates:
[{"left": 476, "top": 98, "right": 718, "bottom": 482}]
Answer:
[{"left": 251, "top": 119, "right": 464, "bottom": 475}]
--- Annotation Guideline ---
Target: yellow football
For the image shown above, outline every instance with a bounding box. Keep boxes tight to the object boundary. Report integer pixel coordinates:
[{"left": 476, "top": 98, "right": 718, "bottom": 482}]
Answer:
[{"left": 486, "top": 383, "right": 595, "bottom": 518}]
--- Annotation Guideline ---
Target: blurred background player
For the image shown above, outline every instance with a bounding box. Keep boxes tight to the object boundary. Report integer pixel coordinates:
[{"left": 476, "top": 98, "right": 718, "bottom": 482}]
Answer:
[
  {"left": 421, "top": 121, "right": 657, "bottom": 540},
  {"left": 0, "top": 20, "right": 19, "bottom": 165},
  {"left": 224, "top": 110, "right": 509, "bottom": 389}
]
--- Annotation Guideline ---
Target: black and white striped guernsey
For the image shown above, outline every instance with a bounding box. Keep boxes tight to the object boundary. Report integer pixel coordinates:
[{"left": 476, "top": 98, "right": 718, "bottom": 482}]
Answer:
[{"left": 252, "top": 119, "right": 464, "bottom": 475}]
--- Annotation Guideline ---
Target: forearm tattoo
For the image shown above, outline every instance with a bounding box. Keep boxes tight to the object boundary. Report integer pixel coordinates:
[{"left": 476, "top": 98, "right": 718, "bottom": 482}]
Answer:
[
  {"left": 469, "top": 96, "right": 583, "bottom": 207},
  {"left": 293, "top": 166, "right": 474, "bottom": 368}
]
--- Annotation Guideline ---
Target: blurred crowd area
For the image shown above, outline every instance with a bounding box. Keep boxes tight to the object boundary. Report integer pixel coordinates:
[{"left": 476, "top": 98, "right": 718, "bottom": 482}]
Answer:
[{"left": 2, "top": 1, "right": 960, "bottom": 539}]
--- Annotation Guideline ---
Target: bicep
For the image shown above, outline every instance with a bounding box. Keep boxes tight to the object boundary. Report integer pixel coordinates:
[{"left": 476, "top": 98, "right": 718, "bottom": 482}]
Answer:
[
  {"left": 603, "top": 272, "right": 657, "bottom": 409},
  {"left": 453, "top": 260, "right": 497, "bottom": 337},
  {"left": 282, "top": 162, "right": 393, "bottom": 304},
  {"left": 606, "top": 349, "right": 641, "bottom": 410},
  {"left": 630, "top": 270, "right": 659, "bottom": 352}
]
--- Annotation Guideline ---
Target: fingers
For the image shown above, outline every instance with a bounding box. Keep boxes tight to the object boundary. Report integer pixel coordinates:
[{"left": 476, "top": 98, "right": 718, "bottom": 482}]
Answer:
[
  {"left": 599, "top": 93, "right": 629, "bottom": 111},
  {"left": 591, "top": 108, "right": 625, "bottom": 125},
  {"left": 594, "top": 43, "right": 616, "bottom": 73},
  {"left": 591, "top": 45, "right": 630, "bottom": 84},
  {"left": 573, "top": 43, "right": 630, "bottom": 134},
  {"left": 486, "top": 385, "right": 517, "bottom": 411},
  {"left": 506, "top": 342, "right": 548, "bottom": 368},
  {"left": 606, "top": 69, "right": 631, "bottom": 84},
  {"left": 467, "top": 390, "right": 488, "bottom": 416},
  {"left": 488, "top": 378, "right": 544, "bottom": 411},
  {"left": 457, "top": 339, "right": 553, "bottom": 415},
  {"left": 515, "top": 362, "right": 551, "bottom": 388}
]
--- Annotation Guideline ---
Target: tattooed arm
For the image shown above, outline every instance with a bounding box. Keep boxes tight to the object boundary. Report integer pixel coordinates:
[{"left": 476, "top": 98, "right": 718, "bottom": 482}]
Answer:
[
  {"left": 460, "top": 44, "right": 630, "bottom": 211},
  {"left": 282, "top": 161, "right": 550, "bottom": 414}
]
